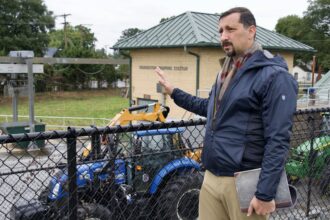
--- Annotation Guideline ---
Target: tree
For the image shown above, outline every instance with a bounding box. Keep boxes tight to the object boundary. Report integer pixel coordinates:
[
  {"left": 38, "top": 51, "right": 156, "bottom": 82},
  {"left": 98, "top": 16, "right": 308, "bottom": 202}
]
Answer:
[
  {"left": 159, "top": 16, "right": 176, "bottom": 23},
  {"left": 37, "top": 25, "right": 116, "bottom": 91},
  {"left": 275, "top": 0, "right": 330, "bottom": 71},
  {"left": 0, "top": 0, "right": 55, "bottom": 56},
  {"left": 49, "top": 25, "right": 96, "bottom": 52},
  {"left": 304, "top": 0, "right": 330, "bottom": 37},
  {"left": 275, "top": 15, "right": 312, "bottom": 66},
  {"left": 275, "top": 15, "right": 306, "bottom": 40},
  {"left": 303, "top": 0, "right": 330, "bottom": 70},
  {"left": 118, "top": 28, "right": 143, "bottom": 42}
]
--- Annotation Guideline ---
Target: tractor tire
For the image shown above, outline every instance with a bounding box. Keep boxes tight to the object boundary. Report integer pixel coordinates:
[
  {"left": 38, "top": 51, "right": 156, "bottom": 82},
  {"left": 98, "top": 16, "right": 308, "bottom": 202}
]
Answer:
[
  {"left": 319, "top": 163, "right": 330, "bottom": 196},
  {"left": 157, "top": 172, "right": 203, "bottom": 220},
  {"left": 77, "top": 203, "right": 112, "bottom": 220},
  {"left": 38, "top": 189, "right": 50, "bottom": 203}
]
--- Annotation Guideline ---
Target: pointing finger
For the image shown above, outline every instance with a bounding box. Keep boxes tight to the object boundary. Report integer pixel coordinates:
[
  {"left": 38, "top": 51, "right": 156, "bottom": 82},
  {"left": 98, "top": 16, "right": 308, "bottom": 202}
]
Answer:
[
  {"left": 247, "top": 202, "right": 253, "bottom": 217},
  {"left": 155, "top": 67, "right": 165, "bottom": 80}
]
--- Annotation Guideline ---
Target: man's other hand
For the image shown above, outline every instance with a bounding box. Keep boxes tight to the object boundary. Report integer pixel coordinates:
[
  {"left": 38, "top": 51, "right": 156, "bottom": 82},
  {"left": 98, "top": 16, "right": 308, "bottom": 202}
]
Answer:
[
  {"left": 155, "top": 67, "right": 174, "bottom": 95},
  {"left": 247, "top": 196, "right": 275, "bottom": 216}
]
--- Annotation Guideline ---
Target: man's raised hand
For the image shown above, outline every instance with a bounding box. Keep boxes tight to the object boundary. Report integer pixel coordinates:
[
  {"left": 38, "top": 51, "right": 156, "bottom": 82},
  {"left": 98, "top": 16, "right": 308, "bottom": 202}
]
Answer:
[{"left": 155, "top": 66, "right": 174, "bottom": 95}]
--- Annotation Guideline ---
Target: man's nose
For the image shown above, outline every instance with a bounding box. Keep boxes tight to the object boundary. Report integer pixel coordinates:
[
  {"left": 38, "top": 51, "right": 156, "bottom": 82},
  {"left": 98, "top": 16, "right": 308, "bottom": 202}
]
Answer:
[{"left": 220, "top": 32, "right": 229, "bottom": 41}]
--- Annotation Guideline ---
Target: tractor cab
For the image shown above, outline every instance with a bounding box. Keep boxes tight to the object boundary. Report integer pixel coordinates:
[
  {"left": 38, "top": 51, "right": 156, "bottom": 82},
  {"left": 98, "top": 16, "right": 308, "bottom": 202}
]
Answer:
[{"left": 128, "top": 127, "right": 187, "bottom": 192}]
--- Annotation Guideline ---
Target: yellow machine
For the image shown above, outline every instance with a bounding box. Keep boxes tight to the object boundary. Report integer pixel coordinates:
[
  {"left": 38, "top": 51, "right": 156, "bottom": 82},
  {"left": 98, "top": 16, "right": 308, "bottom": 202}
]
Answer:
[
  {"left": 82, "top": 103, "right": 201, "bottom": 162},
  {"left": 104, "top": 103, "right": 169, "bottom": 127}
]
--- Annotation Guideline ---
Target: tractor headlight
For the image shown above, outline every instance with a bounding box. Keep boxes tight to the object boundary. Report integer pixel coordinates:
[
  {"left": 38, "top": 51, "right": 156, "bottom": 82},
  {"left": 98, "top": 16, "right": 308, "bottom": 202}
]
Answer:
[{"left": 52, "top": 183, "right": 60, "bottom": 198}]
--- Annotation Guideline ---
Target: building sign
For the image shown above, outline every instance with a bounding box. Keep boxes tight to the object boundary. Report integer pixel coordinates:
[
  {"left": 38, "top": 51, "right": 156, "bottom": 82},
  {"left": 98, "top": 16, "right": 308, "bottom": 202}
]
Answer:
[
  {"left": 0, "top": 64, "right": 44, "bottom": 74},
  {"left": 139, "top": 65, "right": 188, "bottom": 71}
]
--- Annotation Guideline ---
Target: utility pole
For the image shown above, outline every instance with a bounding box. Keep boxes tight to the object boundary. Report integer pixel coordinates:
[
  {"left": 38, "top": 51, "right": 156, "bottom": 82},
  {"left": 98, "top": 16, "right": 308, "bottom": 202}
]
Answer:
[
  {"left": 311, "top": 55, "right": 316, "bottom": 87},
  {"left": 57, "top": 13, "right": 72, "bottom": 49}
]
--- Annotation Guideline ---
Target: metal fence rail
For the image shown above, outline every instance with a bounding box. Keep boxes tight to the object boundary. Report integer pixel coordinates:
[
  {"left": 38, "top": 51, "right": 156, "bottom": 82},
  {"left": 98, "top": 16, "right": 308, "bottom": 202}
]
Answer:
[
  {"left": 0, "top": 108, "right": 330, "bottom": 220},
  {"left": 297, "top": 86, "right": 330, "bottom": 109},
  {"left": 0, "top": 114, "right": 111, "bottom": 130}
]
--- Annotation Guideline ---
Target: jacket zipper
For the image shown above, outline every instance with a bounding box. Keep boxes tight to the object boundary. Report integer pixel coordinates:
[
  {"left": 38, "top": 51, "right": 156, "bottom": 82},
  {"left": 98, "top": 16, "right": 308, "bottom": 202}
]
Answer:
[
  {"left": 210, "top": 54, "right": 258, "bottom": 130},
  {"left": 211, "top": 69, "right": 246, "bottom": 130}
]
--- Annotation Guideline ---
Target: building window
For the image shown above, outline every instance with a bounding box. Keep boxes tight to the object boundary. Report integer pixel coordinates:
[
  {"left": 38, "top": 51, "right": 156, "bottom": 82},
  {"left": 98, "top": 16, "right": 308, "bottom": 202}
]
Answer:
[
  {"left": 294, "top": 72, "right": 298, "bottom": 80},
  {"left": 307, "top": 72, "right": 312, "bottom": 81}
]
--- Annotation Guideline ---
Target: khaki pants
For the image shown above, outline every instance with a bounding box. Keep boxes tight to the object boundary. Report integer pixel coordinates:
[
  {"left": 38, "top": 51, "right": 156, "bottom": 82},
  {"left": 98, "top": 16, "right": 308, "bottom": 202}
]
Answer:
[{"left": 199, "top": 170, "right": 268, "bottom": 220}]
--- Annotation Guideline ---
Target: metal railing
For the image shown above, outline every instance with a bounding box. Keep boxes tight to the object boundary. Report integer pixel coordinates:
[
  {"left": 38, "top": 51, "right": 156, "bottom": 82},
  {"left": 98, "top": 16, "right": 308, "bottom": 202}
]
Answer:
[
  {"left": 0, "top": 108, "right": 330, "bottom": 220},
  {"left": 297, "top": 86, "right": 330, "bottom": 109},
  {"left": 0, "top": 114, "right": 111, "bottom": 130}
]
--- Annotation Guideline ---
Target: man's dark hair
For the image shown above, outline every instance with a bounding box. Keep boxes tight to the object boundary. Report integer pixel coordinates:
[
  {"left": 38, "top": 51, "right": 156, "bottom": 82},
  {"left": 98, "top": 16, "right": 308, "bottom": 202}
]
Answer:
[{"left": 219, "top": 7, "right": 256, "bottom": 28}]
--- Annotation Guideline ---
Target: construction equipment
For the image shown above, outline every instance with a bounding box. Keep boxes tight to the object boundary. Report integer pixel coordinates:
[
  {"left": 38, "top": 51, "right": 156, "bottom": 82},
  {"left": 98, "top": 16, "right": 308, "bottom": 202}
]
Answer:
[
  {"left": 81, "top": 103, "right": 201, "bottom": 163},
  {"left": 10, "top": 103, "right": 203, "bottom": 220},
  {"left": 81, "top": 103, "right": 169, "bottom": 160}
]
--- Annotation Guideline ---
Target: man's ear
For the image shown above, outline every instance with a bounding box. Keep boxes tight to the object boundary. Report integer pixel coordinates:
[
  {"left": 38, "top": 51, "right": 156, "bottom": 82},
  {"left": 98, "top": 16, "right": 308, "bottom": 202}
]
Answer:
[{"left": 248, "top": 25, "right": 257, "bottom": 40}]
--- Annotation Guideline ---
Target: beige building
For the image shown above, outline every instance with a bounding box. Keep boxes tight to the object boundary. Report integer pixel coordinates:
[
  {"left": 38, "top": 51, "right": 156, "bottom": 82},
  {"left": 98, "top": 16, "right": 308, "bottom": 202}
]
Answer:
[{"left": 113, "top": 12, "right": 315, "bottom": 119}]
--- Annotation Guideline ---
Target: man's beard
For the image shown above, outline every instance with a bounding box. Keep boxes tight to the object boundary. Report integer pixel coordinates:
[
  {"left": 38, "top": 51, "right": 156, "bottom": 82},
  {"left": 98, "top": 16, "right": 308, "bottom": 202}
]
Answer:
[
  {"left": 222, "top": 41, "right": 236, "bottom": 57},
  {"left": 225, "top": 49, "right": 236, "bottom": 57}
]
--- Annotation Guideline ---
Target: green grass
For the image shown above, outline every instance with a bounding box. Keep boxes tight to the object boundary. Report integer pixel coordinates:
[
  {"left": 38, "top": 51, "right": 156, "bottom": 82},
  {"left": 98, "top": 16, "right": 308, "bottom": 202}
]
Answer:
[{"left": 0, "top": 89, "right": 129, "bottom": 129}]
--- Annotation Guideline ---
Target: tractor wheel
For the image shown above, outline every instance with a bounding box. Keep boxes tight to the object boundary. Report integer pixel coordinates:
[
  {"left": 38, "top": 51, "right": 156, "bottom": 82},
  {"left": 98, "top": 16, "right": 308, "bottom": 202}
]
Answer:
[
  {"left": 38, "top": 189, "right": 50, "bottom": 203},
  {"left": 77, "top": 203, "right": 112, "bottom": 220},
  {"left": 319, "top": 163, "right": 330, "bottom": 196},
  {"left": 157, "top": 172, "right": 203, "bottom": 220}
]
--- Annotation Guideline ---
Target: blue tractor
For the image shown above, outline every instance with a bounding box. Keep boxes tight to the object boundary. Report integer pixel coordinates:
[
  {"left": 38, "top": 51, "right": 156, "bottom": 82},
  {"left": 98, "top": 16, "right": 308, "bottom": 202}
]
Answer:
[{"left": 11, "top": 104, "right": 203, "bottom": 219}]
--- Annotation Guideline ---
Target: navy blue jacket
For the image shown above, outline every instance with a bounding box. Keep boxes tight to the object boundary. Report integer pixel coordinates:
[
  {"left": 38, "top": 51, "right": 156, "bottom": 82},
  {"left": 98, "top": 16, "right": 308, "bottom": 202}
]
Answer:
[{"left": 171, "top": 50, "right": 298, "bottom": 201}]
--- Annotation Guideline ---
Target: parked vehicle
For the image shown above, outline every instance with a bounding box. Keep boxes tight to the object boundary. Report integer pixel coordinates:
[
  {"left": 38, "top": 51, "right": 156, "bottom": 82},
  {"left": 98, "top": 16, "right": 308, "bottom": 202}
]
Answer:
[
  {"left": 10, "top": 104, "right": 203, "bottom": 219},
  {"left": 286, "top": 112, "right": 330, "bottom": 195}
]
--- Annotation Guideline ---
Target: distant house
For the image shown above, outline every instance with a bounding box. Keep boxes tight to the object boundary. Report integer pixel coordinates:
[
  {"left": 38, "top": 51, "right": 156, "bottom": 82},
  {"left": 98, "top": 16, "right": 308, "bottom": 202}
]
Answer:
[
  {"left": 113, "top": 11, "right": 315, "bottom": 119},
  {"left": 88, "top": 80, "right": 109, "bottom": 89},
  {"left": 111, "top": 79, "right": 128, "bottom": 89},
  {"left": 292, "top": 65, "right": 313, "bottom": 84}
]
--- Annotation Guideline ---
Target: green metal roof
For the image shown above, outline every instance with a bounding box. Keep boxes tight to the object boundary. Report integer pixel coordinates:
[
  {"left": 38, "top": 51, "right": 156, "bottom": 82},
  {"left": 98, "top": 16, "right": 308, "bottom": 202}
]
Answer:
[{"left": 113, "top": 11, "right": 315, "bottom": 52}]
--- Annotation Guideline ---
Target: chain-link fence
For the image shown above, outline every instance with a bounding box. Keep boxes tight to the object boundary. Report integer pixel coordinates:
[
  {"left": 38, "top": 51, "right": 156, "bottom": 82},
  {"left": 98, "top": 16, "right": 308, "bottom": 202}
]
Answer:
[{"left": 0, "top": 108, "right": 329, "bottom": 220}]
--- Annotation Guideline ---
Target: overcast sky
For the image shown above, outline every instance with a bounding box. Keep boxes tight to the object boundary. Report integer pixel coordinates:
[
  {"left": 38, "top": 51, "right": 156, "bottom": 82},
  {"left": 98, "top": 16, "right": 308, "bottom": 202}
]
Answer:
[{"left": 43, "top": 0, "right": 309, "bottom": 52}]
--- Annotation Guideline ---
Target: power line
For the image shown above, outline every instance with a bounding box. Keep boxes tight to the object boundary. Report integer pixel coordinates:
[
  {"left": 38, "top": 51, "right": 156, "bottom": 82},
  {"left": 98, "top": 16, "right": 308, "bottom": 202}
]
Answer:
[{"left": 0, "top": 22, "right": 54, "bottom": 25}]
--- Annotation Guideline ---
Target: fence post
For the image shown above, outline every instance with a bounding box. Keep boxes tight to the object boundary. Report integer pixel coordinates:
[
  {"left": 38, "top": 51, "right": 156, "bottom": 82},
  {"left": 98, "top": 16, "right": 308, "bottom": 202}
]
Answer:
[
  {"left": 306, "top": 115, "right": 316, "bottom": 217},
  {"left": 91, "top": 131, "right": 101, "bottom": 160},
  {"left": 67, "top": 127, "right": 77, "bottom": 220}
]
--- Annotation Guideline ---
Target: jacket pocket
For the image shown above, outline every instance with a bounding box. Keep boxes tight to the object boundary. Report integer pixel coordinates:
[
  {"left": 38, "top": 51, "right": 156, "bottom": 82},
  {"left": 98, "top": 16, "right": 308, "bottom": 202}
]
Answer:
[{"left": 211, "top": 137, "right": 245, "bottom": 172}]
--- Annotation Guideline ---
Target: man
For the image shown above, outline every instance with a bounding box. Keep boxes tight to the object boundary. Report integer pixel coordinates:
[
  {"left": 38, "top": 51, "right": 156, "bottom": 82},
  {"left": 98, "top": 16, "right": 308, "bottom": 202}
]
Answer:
[{"left": 155, "top": 7, "right": 298, "bottom": 220}]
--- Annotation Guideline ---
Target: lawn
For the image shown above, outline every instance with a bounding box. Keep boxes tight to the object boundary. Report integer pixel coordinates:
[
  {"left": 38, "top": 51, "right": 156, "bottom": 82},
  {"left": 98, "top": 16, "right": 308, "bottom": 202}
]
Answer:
[{"left": 0, "top": 89, "right": 129, "bottom": 129}]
